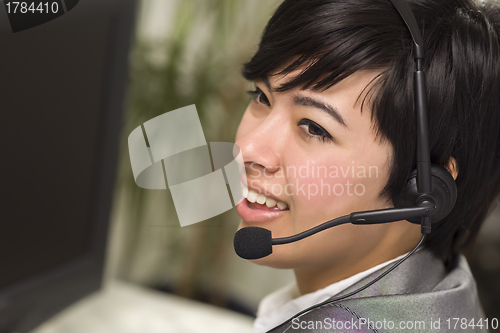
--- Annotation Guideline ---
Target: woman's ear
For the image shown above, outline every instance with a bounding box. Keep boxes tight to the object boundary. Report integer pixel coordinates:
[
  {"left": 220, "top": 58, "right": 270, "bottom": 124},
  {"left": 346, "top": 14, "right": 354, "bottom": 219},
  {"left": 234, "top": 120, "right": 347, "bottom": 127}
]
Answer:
[{"left": 445, "top": 156, "right": 459, "bottom": 180}]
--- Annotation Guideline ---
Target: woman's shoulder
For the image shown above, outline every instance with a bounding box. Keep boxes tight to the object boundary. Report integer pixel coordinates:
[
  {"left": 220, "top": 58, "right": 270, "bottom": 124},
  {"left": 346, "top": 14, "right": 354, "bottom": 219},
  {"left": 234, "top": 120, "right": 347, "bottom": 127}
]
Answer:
[{"left": 267, "top": 249, "right": 487, "bottom": 333}]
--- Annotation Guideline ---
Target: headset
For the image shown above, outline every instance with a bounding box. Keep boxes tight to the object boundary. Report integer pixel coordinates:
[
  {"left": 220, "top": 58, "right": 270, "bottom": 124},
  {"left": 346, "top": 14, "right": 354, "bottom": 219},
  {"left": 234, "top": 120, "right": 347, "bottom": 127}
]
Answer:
[{"left": 233, "top": 0, "right": 458, "bottom": 330}]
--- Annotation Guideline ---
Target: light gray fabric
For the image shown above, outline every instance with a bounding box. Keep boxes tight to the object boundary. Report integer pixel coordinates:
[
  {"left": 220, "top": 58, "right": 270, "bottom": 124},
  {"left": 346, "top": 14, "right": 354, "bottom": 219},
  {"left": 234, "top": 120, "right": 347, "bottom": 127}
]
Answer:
[{"left": 268, "top": 249, "right": 488, "bottom": 333}]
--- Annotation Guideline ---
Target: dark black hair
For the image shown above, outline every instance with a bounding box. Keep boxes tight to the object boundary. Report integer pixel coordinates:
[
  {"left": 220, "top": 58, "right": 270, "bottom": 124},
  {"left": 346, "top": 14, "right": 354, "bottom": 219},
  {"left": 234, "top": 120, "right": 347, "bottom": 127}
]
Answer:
[{"left": 242, "top": 0, "right": 500, "bottom": 264}]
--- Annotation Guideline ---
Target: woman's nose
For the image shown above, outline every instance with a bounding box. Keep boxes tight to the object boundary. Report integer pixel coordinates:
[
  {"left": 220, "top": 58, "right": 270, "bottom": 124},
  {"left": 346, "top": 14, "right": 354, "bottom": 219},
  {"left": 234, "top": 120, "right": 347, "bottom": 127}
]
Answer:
[{"left": 236, "top": 116, "right": 284, "bottom": 178}]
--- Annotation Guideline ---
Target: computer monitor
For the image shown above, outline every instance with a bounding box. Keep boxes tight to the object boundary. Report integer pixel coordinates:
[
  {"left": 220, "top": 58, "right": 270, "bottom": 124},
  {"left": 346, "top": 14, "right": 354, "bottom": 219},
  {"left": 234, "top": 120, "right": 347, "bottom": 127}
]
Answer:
[{"left": 0, "top": 1, "right": 136, "bottom": 331}]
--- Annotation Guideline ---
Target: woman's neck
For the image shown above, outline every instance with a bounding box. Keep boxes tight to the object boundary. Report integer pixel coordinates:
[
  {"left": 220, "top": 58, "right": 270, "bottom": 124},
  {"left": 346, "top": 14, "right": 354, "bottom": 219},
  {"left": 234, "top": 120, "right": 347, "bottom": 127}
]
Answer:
[{"left": 293, "top": 231, "right": 421, "bottom": 296}]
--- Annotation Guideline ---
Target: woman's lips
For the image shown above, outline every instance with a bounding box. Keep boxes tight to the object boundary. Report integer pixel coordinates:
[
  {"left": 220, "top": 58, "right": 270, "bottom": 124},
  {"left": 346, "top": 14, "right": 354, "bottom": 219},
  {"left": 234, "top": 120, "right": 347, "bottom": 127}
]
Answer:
[
  {"left": 236, "top": 198, "right": 288, "bottom": 223},
  {"left": 248, "top": 200, "right": 283, "bottom": 211}
]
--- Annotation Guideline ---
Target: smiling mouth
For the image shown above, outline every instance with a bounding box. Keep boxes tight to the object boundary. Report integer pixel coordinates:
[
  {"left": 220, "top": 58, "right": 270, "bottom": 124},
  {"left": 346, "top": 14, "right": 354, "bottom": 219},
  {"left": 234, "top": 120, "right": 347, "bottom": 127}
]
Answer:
[
  {"left": 241, "top": 184, "right": 289, "bottom": 211},
  {"left": 236, "top": 185, "right": 289, "bottom": 223},
  {"left": 247, "top": 199, "right": 289, "bottom": 211}
]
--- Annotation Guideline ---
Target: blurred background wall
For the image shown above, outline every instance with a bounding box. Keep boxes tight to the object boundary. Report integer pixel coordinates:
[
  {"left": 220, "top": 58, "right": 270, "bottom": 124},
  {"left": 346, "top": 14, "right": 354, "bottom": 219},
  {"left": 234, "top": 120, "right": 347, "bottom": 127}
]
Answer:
[
  {"left": 104, "top": 0, "right": 500, "bottom": 320},
  {"left": 104, "top": 0, "right": 294, "bottom": 316}
]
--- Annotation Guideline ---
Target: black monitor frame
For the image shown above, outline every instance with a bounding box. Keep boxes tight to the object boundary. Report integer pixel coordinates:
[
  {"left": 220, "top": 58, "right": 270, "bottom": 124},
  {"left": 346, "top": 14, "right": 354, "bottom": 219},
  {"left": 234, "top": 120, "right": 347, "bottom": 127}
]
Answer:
[{"left": 0, "top": 1, "right": 137, "bottom": 331}]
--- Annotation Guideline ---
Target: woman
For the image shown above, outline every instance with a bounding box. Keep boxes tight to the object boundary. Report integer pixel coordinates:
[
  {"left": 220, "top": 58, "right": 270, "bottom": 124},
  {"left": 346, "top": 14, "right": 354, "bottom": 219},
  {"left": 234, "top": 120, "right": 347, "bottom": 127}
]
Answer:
[{"left": 234, "top": 0, "right": 500, "bottom": 332}]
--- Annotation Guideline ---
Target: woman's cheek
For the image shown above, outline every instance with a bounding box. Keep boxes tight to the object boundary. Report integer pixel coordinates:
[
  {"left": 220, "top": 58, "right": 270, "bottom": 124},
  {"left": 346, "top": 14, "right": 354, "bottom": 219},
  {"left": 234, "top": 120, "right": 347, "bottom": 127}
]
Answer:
[{"left": 290, "top": 161, "right": 384, "bottom": 215}]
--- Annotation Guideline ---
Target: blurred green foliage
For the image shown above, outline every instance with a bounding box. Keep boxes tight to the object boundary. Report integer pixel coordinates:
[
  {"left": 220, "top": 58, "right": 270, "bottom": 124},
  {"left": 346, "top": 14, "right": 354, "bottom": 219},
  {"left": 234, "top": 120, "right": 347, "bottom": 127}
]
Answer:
[{"left": 110, "top": 0, "right": 276, "bottom": 306}]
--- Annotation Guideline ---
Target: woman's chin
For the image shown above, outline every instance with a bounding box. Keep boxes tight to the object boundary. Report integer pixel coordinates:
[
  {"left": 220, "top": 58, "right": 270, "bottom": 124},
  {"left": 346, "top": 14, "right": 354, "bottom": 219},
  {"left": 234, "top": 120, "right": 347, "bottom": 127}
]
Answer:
[
  {"left": 249, "top": 257, "right": 295, "bottom": 269},
  {"left": 246, "top": 247, "right": 303, "bottom": 269}
]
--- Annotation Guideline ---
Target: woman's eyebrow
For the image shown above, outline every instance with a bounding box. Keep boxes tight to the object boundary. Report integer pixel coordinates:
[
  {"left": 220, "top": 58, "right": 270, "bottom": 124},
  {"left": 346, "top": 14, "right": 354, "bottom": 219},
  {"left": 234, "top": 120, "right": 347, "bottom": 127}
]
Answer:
[
  {"left": 253, "top": 77, "right": 273, "bottom": 95},
  {"left": 259, "top": 76, "right": 272, "bottom": 91},
  {"left": 293, "top": 95, "right": 348, "bottom": 128}
]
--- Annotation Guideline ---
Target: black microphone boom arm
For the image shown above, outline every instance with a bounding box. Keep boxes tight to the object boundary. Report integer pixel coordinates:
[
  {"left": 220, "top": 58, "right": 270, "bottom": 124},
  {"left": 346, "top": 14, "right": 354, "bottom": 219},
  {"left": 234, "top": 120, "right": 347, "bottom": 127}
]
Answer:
[
  {"left": 272, "top": 204, "right": 436, "bottom": 246},
  {"left": 350, "top": 204, "right": 435, "bottom": 225}
]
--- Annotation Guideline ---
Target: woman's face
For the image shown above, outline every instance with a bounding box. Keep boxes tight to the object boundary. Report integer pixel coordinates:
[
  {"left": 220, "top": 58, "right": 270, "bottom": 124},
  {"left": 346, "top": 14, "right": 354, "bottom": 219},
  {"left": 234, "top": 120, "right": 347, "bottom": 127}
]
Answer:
[{"left": 235, "top": 69, "right": 419, "bottom": 271}]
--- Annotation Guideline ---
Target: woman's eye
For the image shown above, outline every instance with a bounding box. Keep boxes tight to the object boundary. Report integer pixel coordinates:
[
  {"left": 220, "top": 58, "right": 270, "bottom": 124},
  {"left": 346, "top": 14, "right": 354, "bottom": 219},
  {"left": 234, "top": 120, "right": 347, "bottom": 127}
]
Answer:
[
  {"left": 247, "top": 87, "right": 270, "bottom": 106},
  {"left": 298, "top": 118, "right": 333, "bottom": 143}
]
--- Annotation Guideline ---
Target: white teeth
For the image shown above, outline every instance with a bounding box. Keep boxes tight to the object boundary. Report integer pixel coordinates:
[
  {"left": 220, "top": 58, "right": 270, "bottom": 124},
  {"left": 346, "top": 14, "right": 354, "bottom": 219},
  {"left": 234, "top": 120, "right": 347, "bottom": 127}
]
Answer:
[
  {"left": 241, "top": 185, "right": 288, "bottom": 210},
  {"left": 266, "top": 198, "right": 277, "bottom": 208},
  {"left": 277, "top": 202, "right": 287, "bottom": 210},
  {"left": 247, "top": 190, "right": 258, "bottom": 203},
  {"left": 256, "top": 194, "right": 266, "bottom": 204}
]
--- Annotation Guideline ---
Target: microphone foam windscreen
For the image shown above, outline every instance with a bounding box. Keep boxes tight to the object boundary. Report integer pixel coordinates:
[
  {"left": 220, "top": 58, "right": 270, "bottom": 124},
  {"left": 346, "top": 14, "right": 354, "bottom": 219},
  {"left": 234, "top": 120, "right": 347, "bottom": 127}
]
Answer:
[{"left": 233, "top": 227, "right": 273, "bottom": 260}]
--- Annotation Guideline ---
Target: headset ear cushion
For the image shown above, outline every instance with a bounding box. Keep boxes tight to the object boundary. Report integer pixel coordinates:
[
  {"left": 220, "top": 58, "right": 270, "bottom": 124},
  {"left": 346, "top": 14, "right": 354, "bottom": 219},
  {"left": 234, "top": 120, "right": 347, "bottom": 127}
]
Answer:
[
  {"left": 430, "top": 164, "right": 458, "bottom": 222},
  {"left": 394, "top": 164, "right": 457, "bottom": 224}
]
